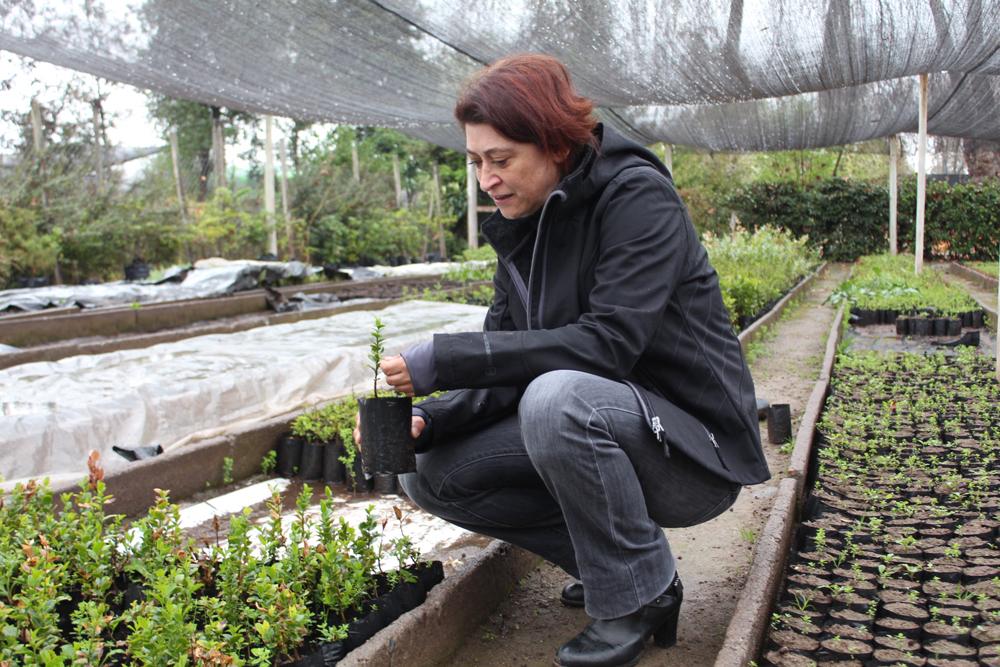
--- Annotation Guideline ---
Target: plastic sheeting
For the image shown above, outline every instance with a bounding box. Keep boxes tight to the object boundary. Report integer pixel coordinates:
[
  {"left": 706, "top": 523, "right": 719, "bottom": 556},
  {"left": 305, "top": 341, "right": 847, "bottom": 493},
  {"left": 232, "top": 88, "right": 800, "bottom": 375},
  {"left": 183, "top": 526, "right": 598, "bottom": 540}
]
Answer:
[
  {"left": 0, "top": 258, "right": 316, "bottom": 313},
  {"left": 2, "top": 1, "right": 999, "bottom": 150},
  {"left": 0, "top": 300, "right": 487, "bottom": 489}
]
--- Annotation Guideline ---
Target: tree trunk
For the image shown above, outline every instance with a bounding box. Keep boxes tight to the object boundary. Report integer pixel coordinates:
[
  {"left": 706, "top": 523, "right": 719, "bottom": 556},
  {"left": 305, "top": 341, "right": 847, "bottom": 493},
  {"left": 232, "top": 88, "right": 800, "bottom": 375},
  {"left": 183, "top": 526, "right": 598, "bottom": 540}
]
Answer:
[{"left": 962, "top": 138, "right": 1000, "bottom": 181}]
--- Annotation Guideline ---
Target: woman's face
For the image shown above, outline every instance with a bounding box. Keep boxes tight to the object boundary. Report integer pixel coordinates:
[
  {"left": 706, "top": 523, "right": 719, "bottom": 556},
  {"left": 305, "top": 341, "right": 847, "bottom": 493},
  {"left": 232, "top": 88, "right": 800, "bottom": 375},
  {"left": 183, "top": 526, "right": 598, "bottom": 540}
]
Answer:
[{"left": 465, "top": 123, "right": 563, "bottom": 219}]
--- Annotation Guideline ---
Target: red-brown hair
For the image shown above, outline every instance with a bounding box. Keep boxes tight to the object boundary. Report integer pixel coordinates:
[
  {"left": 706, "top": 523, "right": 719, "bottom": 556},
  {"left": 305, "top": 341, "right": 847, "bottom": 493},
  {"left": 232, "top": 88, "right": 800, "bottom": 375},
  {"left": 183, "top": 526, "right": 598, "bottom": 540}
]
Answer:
[{"left": 455, "top": 54, "right": 598, "bottom": 166}]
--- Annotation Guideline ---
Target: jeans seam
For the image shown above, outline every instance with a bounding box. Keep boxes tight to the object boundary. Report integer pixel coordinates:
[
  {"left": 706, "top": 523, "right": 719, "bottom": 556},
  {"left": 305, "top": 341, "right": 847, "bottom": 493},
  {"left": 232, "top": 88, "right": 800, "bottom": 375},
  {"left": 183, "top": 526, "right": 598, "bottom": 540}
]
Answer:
[{"left": 585, "top": 405, "right": 642, "bottom": 611}]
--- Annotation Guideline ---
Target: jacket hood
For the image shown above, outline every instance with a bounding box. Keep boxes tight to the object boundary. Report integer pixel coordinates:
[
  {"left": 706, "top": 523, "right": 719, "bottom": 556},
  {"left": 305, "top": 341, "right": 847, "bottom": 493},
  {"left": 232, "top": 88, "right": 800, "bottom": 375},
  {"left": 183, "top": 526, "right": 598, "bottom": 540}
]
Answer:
[
  {"left": 481, "top": 124, "right": 671, "bottom": 253},
  {"left": 557, "top": 124, "right": 673, "bottom": 212}
]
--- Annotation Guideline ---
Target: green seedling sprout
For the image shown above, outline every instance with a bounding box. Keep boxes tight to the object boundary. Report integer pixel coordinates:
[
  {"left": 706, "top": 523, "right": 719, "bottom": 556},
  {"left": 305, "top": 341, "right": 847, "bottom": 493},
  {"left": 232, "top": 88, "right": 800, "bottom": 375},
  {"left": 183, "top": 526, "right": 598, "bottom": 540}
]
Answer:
[{"left": 369, "top": 317, "right": 386, "bottom": 398}]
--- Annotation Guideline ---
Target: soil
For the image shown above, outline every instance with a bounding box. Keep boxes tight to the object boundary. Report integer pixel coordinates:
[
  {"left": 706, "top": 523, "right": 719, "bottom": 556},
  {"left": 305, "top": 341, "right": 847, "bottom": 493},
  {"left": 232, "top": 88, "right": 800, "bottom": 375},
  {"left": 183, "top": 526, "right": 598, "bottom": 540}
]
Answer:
[{"left": 436, "top": 264, "right": 852, "bottom": 667}]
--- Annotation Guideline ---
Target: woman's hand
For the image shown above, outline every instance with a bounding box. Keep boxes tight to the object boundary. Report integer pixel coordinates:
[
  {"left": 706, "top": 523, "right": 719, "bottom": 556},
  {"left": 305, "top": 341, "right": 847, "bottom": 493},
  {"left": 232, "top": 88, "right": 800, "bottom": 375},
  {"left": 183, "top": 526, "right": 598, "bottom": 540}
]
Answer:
[
  {"left": 381, "top": 354, "right": 415, "bottom": 396},
  {"left": 353, "top": 411, "right": 427, "bottom": 449}
]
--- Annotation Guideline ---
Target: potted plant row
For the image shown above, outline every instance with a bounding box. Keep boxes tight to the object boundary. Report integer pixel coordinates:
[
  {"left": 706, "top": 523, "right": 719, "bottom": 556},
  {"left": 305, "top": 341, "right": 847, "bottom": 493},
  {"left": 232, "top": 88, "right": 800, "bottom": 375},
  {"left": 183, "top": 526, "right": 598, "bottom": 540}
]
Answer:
[
  {"left": 0, "top": 453, "right": 444, "bottom": 666},
  {"left": 762, "top": 348, "right": 1000, "bottom": 666}
]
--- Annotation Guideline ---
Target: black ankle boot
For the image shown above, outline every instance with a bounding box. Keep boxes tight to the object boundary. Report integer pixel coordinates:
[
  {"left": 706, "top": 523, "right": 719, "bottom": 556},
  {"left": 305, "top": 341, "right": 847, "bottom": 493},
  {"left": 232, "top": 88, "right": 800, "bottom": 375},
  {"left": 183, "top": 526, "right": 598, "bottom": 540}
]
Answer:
[
  {"left": 561, "top": 582, "right": 585, "bottom": 608},
  {"left": 555, "top": 575, "right": 683, "bottom": 667}
]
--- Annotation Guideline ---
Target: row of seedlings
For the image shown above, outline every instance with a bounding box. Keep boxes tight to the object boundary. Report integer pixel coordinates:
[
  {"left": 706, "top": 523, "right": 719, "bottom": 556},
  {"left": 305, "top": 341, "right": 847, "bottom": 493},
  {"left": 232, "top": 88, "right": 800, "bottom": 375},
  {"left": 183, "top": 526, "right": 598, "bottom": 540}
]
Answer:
[
  {"left": 0, "top": 453, "right": 443, "bottom": 666},
  {"left": 833, "top": 255, "right": 985, "bottom": 336},
  {"left": 764, "top": 348, "right": 1000, "bottom": 666}
]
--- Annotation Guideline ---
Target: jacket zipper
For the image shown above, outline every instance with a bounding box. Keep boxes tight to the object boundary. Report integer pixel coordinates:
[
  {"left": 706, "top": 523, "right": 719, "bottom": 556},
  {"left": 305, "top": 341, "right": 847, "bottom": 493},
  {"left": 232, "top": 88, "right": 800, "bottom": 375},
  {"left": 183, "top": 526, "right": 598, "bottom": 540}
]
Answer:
[
  {"left": 526, "top": 190, "right": 566, "bottom": 330},
  {"left": 623, "top": 380, "right": 669, "bottom": 456},
  {"left": 702, "top": 424, "right": 731, "bottom": 471}
]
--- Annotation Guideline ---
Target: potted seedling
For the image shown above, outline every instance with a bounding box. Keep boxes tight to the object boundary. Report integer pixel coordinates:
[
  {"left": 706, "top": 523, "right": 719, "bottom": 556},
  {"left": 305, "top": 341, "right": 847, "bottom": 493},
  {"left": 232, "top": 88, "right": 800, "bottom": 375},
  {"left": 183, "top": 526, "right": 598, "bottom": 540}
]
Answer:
[{"left": 358, "top": 317, "right": 416, "bottom": 475}]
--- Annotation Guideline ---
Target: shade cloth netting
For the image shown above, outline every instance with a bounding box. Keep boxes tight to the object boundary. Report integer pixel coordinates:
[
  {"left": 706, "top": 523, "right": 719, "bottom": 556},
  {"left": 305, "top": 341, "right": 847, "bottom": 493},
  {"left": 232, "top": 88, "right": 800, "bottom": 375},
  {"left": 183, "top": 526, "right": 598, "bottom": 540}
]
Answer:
[{"left": 2, "top": 0, "right": 999, "bottom": 151}]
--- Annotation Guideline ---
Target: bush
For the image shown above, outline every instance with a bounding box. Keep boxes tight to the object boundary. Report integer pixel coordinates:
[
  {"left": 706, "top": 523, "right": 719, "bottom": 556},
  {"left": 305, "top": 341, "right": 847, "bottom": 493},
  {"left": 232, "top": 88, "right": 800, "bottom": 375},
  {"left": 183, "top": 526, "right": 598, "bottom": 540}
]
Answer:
[
  {"left": 704, "top": 226, "right": 820, "bottom": 329},
  {"left": 309, "top": 209, "right": 439, "bottom": 266},
  {"left": 0, "top": 204, "right": 59, "bottom": 287},
  {"left": 727, "top": 177, "right": 1000, "bottom": 262}
]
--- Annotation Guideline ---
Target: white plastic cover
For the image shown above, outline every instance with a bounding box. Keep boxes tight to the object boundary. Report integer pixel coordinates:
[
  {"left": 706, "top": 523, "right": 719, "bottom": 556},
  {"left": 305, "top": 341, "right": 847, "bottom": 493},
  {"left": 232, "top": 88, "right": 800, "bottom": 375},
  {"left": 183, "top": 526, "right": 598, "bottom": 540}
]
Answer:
[
  {"left": 0, "top": 259, "right": 316, "bottom": 313},
  {"left": 2, "top": 1, "right": 999, "bottom": 150},
  {"left": 0, "top": 300, "right": 487, "bottom": 489}
]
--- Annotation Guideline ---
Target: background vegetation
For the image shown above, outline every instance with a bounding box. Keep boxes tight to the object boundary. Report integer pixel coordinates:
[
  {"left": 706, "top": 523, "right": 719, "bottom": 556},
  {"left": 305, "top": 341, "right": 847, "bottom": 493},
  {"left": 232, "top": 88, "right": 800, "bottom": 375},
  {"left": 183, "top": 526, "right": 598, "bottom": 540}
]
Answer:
[{"left": 1, "top": 75, "right": 997, "bottom": 289}]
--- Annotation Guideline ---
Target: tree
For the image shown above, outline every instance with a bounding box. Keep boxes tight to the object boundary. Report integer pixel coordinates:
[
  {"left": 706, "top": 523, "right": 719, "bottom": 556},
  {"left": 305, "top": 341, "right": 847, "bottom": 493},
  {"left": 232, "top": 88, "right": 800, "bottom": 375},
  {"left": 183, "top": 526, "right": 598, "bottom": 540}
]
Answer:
[{"left": 962, "top": 138, "right": 1000, "bottom": 181}]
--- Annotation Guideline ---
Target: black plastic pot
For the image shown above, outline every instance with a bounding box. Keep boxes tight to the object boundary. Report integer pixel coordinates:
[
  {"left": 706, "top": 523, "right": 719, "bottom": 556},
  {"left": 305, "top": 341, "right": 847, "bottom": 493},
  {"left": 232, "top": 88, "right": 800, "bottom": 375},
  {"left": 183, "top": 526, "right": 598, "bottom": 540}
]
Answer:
[
  {"left": 946, "top": 318, "right": 962, "bottom": 336},
  {"left": 911, "top": 318, "right": 933, "bottom": 336},
  {"left": 299, "top": 441, "right": 325, "bottom": 481},
  {"left": 767, "top": 403, "right": 792, "bottom": 444},
  {"left": 281, "top": 641, "right": 345, "bottom": 667},
  {"left": 895, "top": 317, "right": 909, "bottom": 335},
  {"left": 277, "top": 434, "right": 304, "bottom": 477},
  {"left": 373, "top": 473, "right": 397, "bottom": 494},
  {"left": 933, "top": 317, "right": 948, "bottom": 336},
  {"left": 359, "top": 396, "right": 416, "bottom": 475},
  {"left": 322, "top": 439, "right": 346, "bottom": 483}
]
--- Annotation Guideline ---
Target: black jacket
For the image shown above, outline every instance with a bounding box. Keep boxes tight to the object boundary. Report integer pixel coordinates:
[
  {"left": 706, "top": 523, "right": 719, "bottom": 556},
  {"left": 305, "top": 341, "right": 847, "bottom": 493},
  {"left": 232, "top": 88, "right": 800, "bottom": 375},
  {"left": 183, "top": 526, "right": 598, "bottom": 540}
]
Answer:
[{"left": 418, "top": 125, "right": 770, "bottom": 486}]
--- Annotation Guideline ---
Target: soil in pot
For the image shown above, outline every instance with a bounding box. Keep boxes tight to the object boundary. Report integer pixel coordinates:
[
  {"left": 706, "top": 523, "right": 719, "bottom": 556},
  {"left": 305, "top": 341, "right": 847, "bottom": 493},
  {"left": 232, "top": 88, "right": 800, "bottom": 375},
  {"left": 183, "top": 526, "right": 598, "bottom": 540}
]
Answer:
[
  {"left": 359, "top": 395, "right": 415, "bottom": 475},
  {"left": 762, "top": 649, "right": 818, "bottom": 667},
  {"left": 871, "top": 648, "right": 926, "bottom": 665}
]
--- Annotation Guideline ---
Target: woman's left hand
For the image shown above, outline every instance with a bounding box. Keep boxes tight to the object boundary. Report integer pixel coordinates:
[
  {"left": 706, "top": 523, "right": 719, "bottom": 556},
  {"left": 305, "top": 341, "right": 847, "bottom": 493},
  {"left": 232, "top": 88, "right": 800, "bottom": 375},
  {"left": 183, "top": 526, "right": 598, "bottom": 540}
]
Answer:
[{"left": 381, "top": 354, "right": 414, "bottom": 396}]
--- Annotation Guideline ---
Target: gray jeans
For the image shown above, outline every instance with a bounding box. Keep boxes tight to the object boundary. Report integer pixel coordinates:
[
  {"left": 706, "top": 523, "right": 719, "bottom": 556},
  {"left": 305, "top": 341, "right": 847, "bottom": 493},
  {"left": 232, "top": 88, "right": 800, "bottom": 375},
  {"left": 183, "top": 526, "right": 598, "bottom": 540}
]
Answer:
[{"left": 399, "top": 370, "right": 741, "bottom": 619}]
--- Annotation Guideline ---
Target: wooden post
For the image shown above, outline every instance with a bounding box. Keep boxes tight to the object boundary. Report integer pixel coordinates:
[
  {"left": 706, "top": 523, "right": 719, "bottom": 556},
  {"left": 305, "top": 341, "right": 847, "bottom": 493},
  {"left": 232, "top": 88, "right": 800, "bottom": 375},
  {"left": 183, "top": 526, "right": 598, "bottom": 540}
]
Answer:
[
  {"left": 30, "top": 99, "right": 47, "bottom": 208},
  {"left": 889, "top": 135, "right": 899, "bottom": 255},
  {"left": 351, "top": 141, "right": 360, "bottom": 183},
  {"left": 392, "top": 153, "right": 403, "bottom": 208},
  {"left": 211, "top": 107, "right": 226, "bottom": 190},
  {"left": 915, "top": 74, "right": 928, "bottom": 274},
  {"left": 432, "top": 161, "right": 446, "bottom": 258},
  {"left": 169, "top": 128, "right": 188, "bottom": 225},
  {"left": 264, "top": 115, "right": 277, "bottom": 256},
  {"left": 662, "top": 143, "right": 673, "bottom": 175},
  {"left": 92, "top": 100, "right": 104, "bottom": 193},
  {"left": 466, "top": 161, "right": 478, "bottom": 250},
  {"left": 279, "top": 138, "right": 293, "bottom": 258}
]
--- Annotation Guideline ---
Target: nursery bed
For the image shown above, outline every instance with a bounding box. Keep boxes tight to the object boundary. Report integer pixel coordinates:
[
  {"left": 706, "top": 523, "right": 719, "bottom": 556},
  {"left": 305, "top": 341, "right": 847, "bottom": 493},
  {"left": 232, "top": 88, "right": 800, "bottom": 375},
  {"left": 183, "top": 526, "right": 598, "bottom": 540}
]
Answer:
[
  {"left": 0, "top": 273, "right": 476, "bottom": 363},
  {"left": 759, "top": 346, "right": 1000, "bottom": 666}
]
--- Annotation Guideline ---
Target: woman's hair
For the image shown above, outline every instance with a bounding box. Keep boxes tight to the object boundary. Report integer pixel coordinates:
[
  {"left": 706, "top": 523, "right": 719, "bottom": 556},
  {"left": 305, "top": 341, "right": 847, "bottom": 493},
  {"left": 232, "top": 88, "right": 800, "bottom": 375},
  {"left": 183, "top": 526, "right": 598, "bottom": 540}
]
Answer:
[{"left": 454, "top": 54, "right": 598, "bottom": 163}]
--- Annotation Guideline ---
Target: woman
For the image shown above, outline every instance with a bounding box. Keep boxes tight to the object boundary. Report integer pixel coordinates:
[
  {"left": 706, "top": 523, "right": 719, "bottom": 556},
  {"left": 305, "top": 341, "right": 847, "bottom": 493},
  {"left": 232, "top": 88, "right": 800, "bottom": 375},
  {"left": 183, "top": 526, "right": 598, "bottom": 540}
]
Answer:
[{"left": 357, "top": 54, "right": 770, "bottom": 667}]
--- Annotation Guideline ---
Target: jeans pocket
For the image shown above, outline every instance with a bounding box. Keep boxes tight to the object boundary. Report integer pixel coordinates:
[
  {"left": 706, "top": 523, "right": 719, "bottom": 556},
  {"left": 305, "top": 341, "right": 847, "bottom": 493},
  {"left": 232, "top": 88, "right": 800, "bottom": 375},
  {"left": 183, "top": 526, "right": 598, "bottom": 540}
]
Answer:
[{"left": 674, "top": 483, "right": 741, "bottom": 528}]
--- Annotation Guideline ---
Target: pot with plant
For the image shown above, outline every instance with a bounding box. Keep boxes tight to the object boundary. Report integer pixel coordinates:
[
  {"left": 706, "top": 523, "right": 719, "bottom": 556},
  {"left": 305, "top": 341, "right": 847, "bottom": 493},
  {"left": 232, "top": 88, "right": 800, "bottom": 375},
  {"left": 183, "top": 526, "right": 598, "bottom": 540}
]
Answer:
[{"left": 358, "top": 317, "right": 416, "bottom": 476}]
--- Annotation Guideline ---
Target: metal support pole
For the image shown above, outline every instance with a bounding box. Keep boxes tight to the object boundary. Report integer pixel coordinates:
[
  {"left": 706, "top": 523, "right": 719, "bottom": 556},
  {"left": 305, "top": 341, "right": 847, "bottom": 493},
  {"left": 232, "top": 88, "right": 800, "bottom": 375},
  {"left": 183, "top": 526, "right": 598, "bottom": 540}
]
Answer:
[
  {"left": 662, "top": 144, "right": 673, "bottom": 175},
  {"left": 466, "top": 161, "right": 478, "bottom": 250},
  {"left": 889, "top": 136, "right": 899, "bottom": 255},
  {"left": 264, "top": 116, "right": 277, "bottom": 256},
  {"left": 915, "top": 74, "right": 928, "bottom": 274}
]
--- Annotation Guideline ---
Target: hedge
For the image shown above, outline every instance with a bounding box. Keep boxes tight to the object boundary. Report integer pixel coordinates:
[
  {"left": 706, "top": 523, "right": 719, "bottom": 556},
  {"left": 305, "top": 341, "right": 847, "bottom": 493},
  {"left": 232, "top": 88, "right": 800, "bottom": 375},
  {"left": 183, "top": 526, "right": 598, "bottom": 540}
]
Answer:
[{"left": 726, "top": 178, "right": 1000, "bottom": 261}]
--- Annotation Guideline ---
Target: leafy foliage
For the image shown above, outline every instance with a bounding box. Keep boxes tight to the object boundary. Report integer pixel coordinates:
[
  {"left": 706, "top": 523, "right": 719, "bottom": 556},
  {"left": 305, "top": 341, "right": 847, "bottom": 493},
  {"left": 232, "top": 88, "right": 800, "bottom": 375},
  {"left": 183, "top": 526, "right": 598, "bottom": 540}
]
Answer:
[
  {"left": 727, "top": 177, "right": 1000, "bottom": 261},
  {"left": 704, "top": 226, "right": 820, "bottom": 329},
  {"left": 829, "top": 254, "right": 979, "bottom": 315}
]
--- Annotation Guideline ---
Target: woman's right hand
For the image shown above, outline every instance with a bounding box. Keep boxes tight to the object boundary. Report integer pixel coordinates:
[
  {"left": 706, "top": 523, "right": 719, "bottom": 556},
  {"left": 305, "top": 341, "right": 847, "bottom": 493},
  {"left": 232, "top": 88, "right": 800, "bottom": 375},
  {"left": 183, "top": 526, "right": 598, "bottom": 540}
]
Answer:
[{"left": 353, "top": 412, "right": 427, "bottom": 449}]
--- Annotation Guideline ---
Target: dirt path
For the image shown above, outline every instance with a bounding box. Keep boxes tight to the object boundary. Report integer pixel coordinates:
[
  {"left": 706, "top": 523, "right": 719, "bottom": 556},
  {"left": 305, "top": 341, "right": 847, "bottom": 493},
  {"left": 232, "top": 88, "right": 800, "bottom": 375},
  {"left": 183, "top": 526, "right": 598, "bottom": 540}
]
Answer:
[{"left": 436, "top": 264, "right": 851, "bottom": 667}]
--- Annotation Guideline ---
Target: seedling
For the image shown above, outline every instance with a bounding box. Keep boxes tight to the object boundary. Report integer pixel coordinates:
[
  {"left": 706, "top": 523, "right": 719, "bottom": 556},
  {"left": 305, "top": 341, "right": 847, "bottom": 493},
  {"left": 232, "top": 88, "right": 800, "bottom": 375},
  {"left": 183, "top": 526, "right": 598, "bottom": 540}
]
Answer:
[{"left": 369, "top": 316, "right": 386, "bottom": 398}]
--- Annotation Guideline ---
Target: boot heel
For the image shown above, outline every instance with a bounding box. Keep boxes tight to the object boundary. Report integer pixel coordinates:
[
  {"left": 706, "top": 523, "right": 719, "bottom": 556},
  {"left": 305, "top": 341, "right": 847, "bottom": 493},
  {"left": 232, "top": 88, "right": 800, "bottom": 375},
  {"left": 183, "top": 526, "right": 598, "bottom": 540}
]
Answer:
[{"left": 653, "top": 612, "right": 679, "bottom": 648}]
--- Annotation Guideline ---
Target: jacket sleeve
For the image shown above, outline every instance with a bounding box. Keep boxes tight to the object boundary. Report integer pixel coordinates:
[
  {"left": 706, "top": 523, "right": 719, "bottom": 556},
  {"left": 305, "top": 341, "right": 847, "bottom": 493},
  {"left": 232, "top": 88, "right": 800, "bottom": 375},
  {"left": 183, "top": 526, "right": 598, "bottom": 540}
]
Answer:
[
  {"left": 414, "top": 264, "right": 522, "bottom": 446},
  {"left": 434, "top": 169, "right": 692, "bottom": 389}
]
